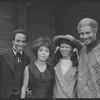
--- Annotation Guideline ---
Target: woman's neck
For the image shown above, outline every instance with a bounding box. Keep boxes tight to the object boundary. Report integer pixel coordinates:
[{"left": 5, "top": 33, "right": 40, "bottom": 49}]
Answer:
[
  {"left": 35, "top": 60, "right": 47, "bottom": 73},
  {"left": 35, "top": 60, "right": 46, "bottom": 67},
  {"left": 62, "top": 54, "right": 71, "bottom": 59}
]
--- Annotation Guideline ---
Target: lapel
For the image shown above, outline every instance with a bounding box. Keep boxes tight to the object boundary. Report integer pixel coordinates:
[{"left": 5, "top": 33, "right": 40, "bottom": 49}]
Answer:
[
  {"left": 64, "top": 66, "right": 77, "bottom": 82},
  {"left": 54, "top": 60, "right": 77, "bottom": 94},
  {"left": 20, "top": 52, "right": 26, "bottom": 73},
  {"left": 21, "top": 52, "right": 25, "bottom": 67},
  {"left": 54, "top": 60, "right": 67, "bottom": 92},
  {"left": 5, "top": 48, "right": 15, "bottom": 74}
]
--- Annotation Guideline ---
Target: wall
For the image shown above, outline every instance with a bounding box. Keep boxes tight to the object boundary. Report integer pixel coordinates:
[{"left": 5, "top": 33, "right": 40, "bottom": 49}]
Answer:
[
  {"left": 0, "top": 1, "right": 55, "bottom": 62},
  {"left": 26, "top": 1, "right": 55, "bottom": 61},
  {"left": 55, "top": 1, "right": 100, "bottom": 40},
  {"left": 0, "top": 1, "right": 100, "bottom": 61},
  {"left": 0, "top": 2, "right": 16, "bottom": 51}
]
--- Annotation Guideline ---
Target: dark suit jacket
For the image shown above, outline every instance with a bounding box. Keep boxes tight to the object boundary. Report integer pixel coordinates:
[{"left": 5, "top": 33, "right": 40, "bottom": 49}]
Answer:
[{"left": 0, "top": 48, "right": 30, "bottom": 98}]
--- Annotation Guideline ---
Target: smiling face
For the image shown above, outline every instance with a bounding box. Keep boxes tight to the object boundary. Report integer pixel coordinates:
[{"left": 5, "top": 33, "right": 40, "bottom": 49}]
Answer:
[
  {"left": 12, "top": 33, "right": 26, "bottom": 52},
  {"left": 37, "top": 46, "right": 50, "bottom": 62},
  {"left": 59, "top": 43, "right": 72, "bottom": 59},
  {"left": 79, "top": 26, "right": 96, "bottom": 45}
]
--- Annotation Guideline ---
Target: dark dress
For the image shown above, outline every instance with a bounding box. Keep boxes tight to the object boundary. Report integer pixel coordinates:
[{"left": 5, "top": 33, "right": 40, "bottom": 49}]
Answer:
[{"left": 27, "top": 63, "right": 55, "bottom": 98}]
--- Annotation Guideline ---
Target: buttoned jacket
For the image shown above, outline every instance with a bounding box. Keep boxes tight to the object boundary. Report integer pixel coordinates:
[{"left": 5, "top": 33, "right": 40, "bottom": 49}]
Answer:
[{"left": 0, "top": 48, "right": 30, "bottom": 98}]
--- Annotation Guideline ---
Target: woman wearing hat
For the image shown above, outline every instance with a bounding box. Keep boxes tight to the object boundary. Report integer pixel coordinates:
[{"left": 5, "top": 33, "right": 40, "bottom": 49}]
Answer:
[{"left": 52, "top": 34, "right": 81, "bottom": 98}]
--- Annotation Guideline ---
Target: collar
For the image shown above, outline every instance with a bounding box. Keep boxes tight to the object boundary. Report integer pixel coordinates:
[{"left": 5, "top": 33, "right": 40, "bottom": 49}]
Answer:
[
  {"left": 12, "top": 46, "right": 22, "bottom": 55},
  {"left": 86, "top": 39, "right": 100, "bottom": 53}
]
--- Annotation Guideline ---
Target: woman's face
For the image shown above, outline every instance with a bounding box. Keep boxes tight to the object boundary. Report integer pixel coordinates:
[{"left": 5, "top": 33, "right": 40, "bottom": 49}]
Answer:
[
  {"left": 60, "top": 43, "right": 72, "bottom": 59},
  {"left": 37, "top": 46, "right": 50, "bottom": 62}
]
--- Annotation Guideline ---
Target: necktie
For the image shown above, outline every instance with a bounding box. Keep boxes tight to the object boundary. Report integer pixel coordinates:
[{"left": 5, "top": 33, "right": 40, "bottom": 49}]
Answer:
[{"left": 16, "top": 52, "right": 22, "bottom": 63}]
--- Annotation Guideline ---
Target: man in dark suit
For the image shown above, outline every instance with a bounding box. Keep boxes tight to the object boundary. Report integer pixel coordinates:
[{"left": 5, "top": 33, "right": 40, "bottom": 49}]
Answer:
[{"left": 0, "top": 29, "right": 30, "bottom": 98}]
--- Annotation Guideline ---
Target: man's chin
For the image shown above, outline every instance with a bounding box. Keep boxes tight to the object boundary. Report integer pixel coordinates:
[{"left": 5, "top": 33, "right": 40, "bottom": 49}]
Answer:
[
  {"left": 84, "top": 42, "right": 91, "bottom": 45},
  {"left": 17, "top": 49, "right": 23, "bottom": 52},
  {"left": 82, "top": 40, "right": 91, "bottom": 45}
]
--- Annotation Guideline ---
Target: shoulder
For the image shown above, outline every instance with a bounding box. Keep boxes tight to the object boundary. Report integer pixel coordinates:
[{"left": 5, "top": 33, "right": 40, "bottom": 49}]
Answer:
[
  {"left": 47, "top": 63, "right": 54, "bottom": 72},
  {"left": 0, "top": 48, "right": 11, "bottom": 57},
  {"left": 23, "top": 52, "right": 30, "bottom": 59},
  {"left": 27, "top": 63, "right": 35, "bottom": 70},
  {"left": 47, "top": 62, "right": 53, "bottom": 68},
  {"left": 93, "top": 42, "right": 100, "bottom": 51},
  {"left": 78, "top": 45, "right": 86, "bottom": 55},
  {"left": 0, "top": 48, "right": 10, "bottom": 53},
  {"left": 25, "top": 66, "right": 29, "bottom": 71},
  {"left": 23, "top": 52, "right": 30, "bottom": 63}
]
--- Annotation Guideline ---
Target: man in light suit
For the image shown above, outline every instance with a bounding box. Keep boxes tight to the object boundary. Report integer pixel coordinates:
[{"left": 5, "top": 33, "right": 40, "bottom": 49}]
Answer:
[
  {"left": 0, "top": 29, "right": 30, "bottom": 98},
  {"left": 77, "top": 18, "right": 100, "bottom": 98}
]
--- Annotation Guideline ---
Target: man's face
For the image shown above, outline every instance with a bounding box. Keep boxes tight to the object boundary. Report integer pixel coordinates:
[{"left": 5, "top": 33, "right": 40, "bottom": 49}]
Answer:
[
  {"left": 79, "top": 26, "right": 96, "bottom": 45},
  {"left": 12, "top": 33, "right": 26, "bottom": 52}
]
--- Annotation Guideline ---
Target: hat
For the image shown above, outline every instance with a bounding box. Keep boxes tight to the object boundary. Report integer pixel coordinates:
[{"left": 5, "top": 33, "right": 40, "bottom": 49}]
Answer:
[{"left": 53, "top": 34, "right": 81, "bottom": 48}]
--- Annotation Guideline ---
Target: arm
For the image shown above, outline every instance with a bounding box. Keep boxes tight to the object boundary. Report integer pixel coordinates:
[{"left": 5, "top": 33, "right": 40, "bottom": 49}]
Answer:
[{"left": 20, "top": 66, "right": 29, "bottom": 98}]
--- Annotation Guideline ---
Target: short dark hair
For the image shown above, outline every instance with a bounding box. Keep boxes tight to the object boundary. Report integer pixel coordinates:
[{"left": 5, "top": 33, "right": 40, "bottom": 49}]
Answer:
[
  {"left": 12, "top": 29, "right": 28, "bottom": 42},
  {"left": 32, "top": 36, "right": 54, "bottom": 59}
]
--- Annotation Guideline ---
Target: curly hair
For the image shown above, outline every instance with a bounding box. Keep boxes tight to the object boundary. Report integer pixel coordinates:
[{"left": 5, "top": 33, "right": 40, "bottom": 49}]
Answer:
[
  {"left": 32, "top": 36, "right": 54, "bottom": 59},
  {"left": 52, "top": 40, "right": 78, "bottom": 67}
]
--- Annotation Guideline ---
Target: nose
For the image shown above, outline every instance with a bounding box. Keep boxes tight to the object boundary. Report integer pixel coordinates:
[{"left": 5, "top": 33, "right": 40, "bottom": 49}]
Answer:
[
  {"left": 62, "top": 47, "right": 67, "bottom": 50},
  {"left": 19, "top": 41, "right": 23, "bottom": 46},
  {"left": 42, "top": 50, "right": 46, "bottom": 54}
]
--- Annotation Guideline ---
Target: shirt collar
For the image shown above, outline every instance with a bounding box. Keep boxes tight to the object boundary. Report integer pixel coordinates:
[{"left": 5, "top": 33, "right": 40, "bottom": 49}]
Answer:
[
  {"left": 86, "top": 39, "right": 100, "bottom": 53},
  {"left": 12, "top": 46, "right": 22, "bottom": 55}
]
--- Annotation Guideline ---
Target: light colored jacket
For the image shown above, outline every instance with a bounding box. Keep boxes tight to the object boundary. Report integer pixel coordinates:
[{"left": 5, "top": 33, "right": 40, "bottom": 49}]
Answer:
[{"left": 53, "top": 60, "right": 77, "bottom": 98}]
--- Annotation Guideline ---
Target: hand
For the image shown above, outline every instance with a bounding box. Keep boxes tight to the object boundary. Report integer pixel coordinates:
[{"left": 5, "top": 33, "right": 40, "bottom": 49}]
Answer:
[{"left": 26, "top": 87, "right": 32, "bottom": 95}]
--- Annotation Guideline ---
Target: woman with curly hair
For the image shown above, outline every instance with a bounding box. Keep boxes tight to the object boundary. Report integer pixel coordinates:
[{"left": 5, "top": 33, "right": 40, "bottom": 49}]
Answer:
[
  {"left": 21, "top": 36, "right": 55, "bottom": 98},
  {"left": 52, "top": 34, "right": 81, "bottom": 98}
]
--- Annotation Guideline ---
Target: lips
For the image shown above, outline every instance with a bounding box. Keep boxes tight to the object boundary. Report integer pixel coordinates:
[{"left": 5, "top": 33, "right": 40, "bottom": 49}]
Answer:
[
  {"left": 61, "top": 50, "right": 68, "bottom": 54},
  {"left": 18, "top": 46, "right": 23, "bottom": 49},
  {"left": 41, "top": 56, "right": 47, "bottom": 58},
  {"left": 61, "top": 51, "right": 69, "bottom": 56},
  {"left": 40, "top": 56, "right": 48, "bottom": 61}
]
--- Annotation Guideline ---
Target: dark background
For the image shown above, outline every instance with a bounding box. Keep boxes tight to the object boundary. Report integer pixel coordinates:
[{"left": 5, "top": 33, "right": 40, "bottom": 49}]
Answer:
[{"left": 0, "top": 0, "right": 100, "bottom": 61}]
